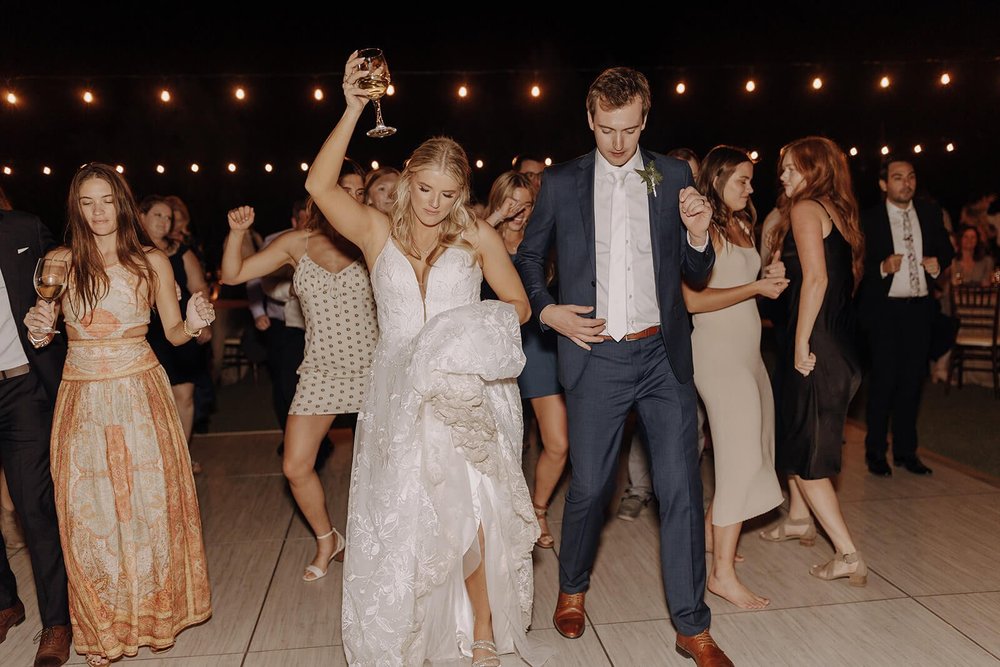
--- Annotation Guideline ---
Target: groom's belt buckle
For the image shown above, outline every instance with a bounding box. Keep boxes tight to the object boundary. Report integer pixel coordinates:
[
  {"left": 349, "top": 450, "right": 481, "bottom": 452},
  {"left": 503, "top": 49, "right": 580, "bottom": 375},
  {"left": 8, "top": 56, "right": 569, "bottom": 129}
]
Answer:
[{"left": 600, "top": 325, "right": 661, "bottom": 342}]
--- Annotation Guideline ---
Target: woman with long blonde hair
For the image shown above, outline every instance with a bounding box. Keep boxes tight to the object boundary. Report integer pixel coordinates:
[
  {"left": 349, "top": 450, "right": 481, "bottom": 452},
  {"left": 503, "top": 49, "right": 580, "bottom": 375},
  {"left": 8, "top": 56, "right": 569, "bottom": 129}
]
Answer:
[
  {"left": 221, "top": 195, "right": 377, "bottom": 583},
  {"left": 759, "top": 137, "right": 866, "bottom": 586},
  {"left": 23, "top": 163, "right": 212, "bottom": 665},
  {"left": 303, "top": 52, "right": 548, "bottom": 667}
]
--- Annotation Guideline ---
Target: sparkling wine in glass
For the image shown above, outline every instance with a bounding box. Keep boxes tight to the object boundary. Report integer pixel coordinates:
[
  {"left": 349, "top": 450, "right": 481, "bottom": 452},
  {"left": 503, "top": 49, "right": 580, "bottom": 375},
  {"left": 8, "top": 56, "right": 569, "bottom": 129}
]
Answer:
[
  {"left": 356, "top": 48, "right": 396, "bottom": 138},
  {"left": 33, "top": 258, "right": 67, "bottom": 334}
]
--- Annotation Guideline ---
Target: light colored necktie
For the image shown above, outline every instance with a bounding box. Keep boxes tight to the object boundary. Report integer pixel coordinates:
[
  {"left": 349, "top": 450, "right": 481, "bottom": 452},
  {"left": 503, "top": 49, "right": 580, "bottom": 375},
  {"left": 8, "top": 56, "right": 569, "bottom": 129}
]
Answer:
[
  {"left": 901, "top": 209, "right": 921, "bottom": 296},
  {"left": 606, "top": 171, "right": 628, "bottom": 341}
]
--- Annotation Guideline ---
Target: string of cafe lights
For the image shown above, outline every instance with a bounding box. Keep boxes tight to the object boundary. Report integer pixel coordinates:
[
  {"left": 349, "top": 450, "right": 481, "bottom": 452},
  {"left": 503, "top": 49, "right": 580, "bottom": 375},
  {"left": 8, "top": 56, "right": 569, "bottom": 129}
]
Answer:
[
  {"left": 0, "top": 143, "right": 959, "bottom": 180},
  {"left": 0, "top": 69, "right": 965, "bottom": 108}
]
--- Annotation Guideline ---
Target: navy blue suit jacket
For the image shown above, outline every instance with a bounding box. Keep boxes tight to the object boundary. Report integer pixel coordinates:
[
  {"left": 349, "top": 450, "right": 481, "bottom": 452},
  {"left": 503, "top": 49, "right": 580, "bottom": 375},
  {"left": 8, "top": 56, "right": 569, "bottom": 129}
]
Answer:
[{"left": 515, "top": 148, "right": 714, "bottom": 390}]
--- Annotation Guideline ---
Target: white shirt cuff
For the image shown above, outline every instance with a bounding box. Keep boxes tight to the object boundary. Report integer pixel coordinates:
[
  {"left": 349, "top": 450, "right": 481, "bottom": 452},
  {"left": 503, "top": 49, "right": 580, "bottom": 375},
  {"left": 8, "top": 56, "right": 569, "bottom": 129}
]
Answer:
[{"left": 686, "top": 230, "right": 709, "bottom": 252}]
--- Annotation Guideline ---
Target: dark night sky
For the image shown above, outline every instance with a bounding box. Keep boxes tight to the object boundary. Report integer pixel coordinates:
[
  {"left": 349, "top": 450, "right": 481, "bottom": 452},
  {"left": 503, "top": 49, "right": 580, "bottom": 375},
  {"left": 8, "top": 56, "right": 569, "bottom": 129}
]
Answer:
[{"left": 2, "top": 4, "right": 999, "bottom": 263}]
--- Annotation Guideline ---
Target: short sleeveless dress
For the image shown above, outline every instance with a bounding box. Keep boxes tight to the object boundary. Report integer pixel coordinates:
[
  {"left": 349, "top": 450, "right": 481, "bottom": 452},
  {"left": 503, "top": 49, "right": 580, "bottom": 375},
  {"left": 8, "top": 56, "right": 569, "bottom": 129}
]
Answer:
[
  {"left": 779, "top": 207, "right": 862, "bottom": 479},
  {"left": 287, "top": 236, "right": 378, "bottom": 415},
  {"left": 146, "top": 244, "right": 205, "bottom": 385}
]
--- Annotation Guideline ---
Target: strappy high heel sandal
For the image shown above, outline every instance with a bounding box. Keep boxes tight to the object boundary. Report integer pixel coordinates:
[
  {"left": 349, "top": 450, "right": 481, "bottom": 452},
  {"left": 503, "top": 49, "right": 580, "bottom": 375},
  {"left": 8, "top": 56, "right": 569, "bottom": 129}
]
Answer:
[
  {"left": 86, "top": 655, "right": 110, "bottom": 666},
  {"left": 533, "top": 503, "right": 555, "bottom": 549},
  {"left": 471, "top": 639, "right": 502, "bottom": 667},
  {"left": 809, "top": 551, "right": 868, "bottom": 587},
  {"left": 758, "top": 515, "right": 817, "bottom": 547},
  {"left": 302, "top": 527, "right": 346, "bottom": 582}
]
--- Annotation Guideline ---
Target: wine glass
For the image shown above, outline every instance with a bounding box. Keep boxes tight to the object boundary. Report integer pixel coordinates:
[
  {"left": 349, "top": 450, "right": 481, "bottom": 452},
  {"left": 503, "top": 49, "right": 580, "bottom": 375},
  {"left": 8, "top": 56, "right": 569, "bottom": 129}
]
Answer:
[
  {"left": 33, "top": 258, "right": 67, "bottom": 334},
  {"left": 356, "top": 48, "right": 396, "bottom": 138}
]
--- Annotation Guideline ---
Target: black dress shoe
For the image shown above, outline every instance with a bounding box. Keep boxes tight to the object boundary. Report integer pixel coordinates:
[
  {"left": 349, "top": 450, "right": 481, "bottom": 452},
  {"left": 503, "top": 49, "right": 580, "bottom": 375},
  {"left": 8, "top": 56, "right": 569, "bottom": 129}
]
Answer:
[
  {"left": 895, "top": 457, "right": 933, "bottom": 475},
  {"left": 866, "top": 458, "right": 892, "bottom": 477}
]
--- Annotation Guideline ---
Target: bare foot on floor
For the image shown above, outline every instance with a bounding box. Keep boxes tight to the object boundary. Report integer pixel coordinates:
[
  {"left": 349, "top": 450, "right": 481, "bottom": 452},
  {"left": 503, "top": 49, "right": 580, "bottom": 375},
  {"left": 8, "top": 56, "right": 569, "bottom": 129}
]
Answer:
[{"left": 708, "top": 573, "right": 770, "bottom": 610}]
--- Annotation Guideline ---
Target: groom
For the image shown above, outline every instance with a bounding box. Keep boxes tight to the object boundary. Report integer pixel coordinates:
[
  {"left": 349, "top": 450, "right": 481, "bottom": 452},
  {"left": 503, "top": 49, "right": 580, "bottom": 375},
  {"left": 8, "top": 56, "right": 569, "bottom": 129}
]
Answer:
[{"left": 516, "top": 68, "right": 731, "bottom": 666}]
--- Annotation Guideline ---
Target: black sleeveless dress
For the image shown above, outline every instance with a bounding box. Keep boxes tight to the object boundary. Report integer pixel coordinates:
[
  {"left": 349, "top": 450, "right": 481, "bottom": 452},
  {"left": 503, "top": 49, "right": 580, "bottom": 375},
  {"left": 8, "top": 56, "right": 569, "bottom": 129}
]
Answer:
[
  {"left": 146, "top": 244, "right": 205, "bottom": 385},
  {"left": 778, "top": 210, "right": 862, "bottom": 479}
]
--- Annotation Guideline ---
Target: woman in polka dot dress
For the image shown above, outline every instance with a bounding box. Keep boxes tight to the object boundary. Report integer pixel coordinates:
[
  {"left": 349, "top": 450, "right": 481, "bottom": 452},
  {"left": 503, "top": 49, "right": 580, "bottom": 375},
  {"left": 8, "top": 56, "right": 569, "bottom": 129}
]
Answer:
[{"left": 221, "top": 198, "right": 378, "bottom": 582}]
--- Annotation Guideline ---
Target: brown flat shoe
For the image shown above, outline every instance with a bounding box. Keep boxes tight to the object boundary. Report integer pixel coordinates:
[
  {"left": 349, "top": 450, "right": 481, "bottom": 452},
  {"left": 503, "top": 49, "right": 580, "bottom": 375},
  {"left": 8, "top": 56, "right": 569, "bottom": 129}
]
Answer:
[
  {"left": 675, "top": 628, "right": 734, "bottom": 667},
  {"left": 553, "top": 591, "right": 586, "bottom": 639},
  {"left": 0, "top": 600, "right": 25, "bottom": 643},
  {"left": 34, "top": 624, "right": 71, "bottom": 667}
]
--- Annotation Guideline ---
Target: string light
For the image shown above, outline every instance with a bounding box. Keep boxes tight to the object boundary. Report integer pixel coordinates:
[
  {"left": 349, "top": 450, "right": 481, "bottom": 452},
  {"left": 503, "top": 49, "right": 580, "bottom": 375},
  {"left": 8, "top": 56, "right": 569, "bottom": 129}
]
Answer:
[
  {"left": 386, "top": 84, "right": 395, "bottom": 96},
  {"left": 745, "top": 79, "right": 756, "bottom": 93},
  {"left": 940, "top": 73, "right": 951, "bottom": 85},
  {"left": 190, "top": 163, "right": 200, "bottom": 173},
  {"left": 913, "top": 144, "right": 923, "bottom": 154},
  {"left": 544, "top": 158, "right": 552, "bottom": 166},
  {"left": 946, "top": 142, "right": 955, "bottom": 152},
  {"left": 160, "top": 89, "right": 171, "bottom": 103},
  {"left": 749, "top": 150, "right": 759, "bottom": 161},
  {"left": 2, "top": 167, "right": 10, "bottom": 175},
  {"left": 264, "top": 163, "right": 273, "bottom": 173},
  {"left": 371, "top": 160, "right": 379, "bottom": 170},
  {"left": 156, "top": 164, "right": 165, "bottom": 174},
  {"left": 675, "top": 82, "right": 686, "bottom": 94},
  {"left": 530, "top": 85, "right": 541, "bottom": 98},
  {"left": 234, "top": 87, "right": 246, "bottom": 100},
  {"left": 227, "top": 162, "right": 237, "bottom": 173},
  {"left": 83, "top": 90, "right": 94, "bottom": 104},
  {"left": 115, "top": 165, "right": 125, "bottom": 174},
  {"left": 5, "top": 92, "right": 17, "bottom": 105},
  {"left": 812, "top": 77, "right": 823, "bottom": 90},
  {"left": 880, "top": 145, "right": 890, "bottom": 155},
  {"left": 313, "top": 88, "right": 324, "bottom": 101},
  {"left": 300, "top": 162, "right": 309, "bottom": 172},
  {"left": 849, "top": 147, "right": 858, "bottom": 156},
  {"left": 458, "top": 85, "right": 468, "bottom": 98},
  {"left": 475, "top": 159, "right": 484, "bottom": 169},
  {"left": 879, "top": 76, "right": 891, "bottom": 89},
  {"left": 42, "top": 166, "right": 51, "bottom": 175}
]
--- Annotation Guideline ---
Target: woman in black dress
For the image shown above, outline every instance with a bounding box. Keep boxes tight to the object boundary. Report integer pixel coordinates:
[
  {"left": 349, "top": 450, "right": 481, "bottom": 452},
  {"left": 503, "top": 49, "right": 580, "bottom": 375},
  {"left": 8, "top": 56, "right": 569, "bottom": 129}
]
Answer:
[{"left": 759, "top": 137, "right": 867, "bottom": 585}]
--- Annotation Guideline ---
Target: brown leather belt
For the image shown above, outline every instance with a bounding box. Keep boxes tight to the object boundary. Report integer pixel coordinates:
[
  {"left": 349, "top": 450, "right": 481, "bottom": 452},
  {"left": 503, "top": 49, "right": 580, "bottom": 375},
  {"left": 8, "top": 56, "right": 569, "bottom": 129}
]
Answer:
[
  {"left": 0, "top": 363, "right": 30, "bottom": 380},
  {"left": 599, "top": 325, "right": 661, "bottom": 342}
]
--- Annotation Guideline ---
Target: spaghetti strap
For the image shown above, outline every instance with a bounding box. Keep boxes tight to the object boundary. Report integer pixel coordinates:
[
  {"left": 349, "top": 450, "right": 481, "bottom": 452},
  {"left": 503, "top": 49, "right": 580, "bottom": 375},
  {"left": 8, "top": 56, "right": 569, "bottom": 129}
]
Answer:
[{"left": 812, "top": 199, "right": 835, "bottom": 223}]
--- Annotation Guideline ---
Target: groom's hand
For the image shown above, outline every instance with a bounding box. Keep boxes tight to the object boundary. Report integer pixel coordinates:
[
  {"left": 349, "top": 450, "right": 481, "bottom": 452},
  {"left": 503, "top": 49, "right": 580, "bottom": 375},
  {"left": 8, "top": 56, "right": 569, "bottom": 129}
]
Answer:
[
  {"left": 540, "top": 304, "right": 606, "bottom": 351},
  {"left": 679, "top": 186, "right": 712, "bottom": 242}
]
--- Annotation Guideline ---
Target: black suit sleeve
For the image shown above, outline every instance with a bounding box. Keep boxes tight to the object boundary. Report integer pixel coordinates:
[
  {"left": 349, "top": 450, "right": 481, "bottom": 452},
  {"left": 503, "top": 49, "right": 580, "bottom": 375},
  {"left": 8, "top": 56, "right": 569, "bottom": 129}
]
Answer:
[
  {"left": 35, "top": 214, "right": 57, "bottom": 255},
  {"left": 515, "top": 172, "right": 558, "bottom": 330}
]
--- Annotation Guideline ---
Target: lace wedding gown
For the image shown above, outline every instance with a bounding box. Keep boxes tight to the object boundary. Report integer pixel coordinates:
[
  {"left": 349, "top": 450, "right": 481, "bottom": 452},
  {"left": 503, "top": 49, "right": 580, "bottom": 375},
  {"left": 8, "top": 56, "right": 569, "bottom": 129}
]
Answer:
[{"left": 342, "top": 238, "right": 549, "bottom": 666}]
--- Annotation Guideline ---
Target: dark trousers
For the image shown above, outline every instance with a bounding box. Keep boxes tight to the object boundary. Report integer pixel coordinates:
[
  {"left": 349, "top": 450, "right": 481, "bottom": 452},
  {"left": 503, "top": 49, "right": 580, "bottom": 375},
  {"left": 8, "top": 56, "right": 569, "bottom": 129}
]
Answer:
[
  {"left": 0, "top": 370, "right": 69, "bottom": 626},
  {"left": 560, "top": 336, "right": 710, "bottom": 636},
  {"left": 264, "top": 320, "right": 305, "bottom": 431},
  {"left": 865, "top": 296, "right": 933, "bottom": 463}
]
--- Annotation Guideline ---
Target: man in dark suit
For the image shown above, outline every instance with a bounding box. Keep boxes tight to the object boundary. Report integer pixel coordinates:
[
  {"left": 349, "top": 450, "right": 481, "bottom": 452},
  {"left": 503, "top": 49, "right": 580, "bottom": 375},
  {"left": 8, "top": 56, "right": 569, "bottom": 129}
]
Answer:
[
  {"left": 858, "top": 156, "right": 954, "bottom": 477},
  {"left": 516, "top": 68, "right": 730, "bottom": 666},
  {"left": 0, "top": 200, "right": 72, "bottom": 665}
]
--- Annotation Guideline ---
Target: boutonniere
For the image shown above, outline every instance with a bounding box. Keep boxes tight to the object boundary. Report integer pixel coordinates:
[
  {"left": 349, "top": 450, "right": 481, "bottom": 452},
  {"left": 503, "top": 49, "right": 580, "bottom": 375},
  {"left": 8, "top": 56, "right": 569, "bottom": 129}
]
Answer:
[{"left": 635, "top": 161, "right": 663, "bottom": 197}]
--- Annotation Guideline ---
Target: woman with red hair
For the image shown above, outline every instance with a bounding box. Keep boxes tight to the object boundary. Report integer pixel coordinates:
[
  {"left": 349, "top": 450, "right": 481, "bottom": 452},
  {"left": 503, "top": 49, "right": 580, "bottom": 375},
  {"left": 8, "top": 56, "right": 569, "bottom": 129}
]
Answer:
[{"left": 760, "top": 137, "right": 867, "bottom": 586}]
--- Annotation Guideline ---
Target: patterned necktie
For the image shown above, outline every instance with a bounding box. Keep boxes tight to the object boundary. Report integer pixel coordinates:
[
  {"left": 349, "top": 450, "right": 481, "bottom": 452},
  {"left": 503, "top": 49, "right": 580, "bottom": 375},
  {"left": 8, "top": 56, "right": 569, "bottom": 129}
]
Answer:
[
  {"left": 606, "top": 171, "right": 628, "bottom": 341},
  {"left": 901, "top": 209, "right": 921, "bottom": 296}
]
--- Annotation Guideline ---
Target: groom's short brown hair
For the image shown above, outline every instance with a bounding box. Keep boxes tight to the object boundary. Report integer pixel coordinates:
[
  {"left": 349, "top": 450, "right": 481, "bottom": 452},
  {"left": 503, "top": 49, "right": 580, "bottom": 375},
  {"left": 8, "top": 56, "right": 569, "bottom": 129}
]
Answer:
[{"left": 586, "top": 67, "right": 651, "bottom": 118}]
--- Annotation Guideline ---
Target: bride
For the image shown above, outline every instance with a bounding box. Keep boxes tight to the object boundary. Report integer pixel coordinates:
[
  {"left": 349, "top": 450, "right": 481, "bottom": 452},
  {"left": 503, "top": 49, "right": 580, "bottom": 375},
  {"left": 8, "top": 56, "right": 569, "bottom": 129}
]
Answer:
[{"left": 305, "top": 52, "right": 549, "bottom": 667}]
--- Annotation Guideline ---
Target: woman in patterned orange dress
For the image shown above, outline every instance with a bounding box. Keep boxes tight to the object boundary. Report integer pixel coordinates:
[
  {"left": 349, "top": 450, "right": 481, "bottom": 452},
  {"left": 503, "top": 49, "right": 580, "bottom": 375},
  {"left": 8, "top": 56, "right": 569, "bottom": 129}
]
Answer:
[{"left": 23, "top": 163, "right": 213, "bottom": 666}]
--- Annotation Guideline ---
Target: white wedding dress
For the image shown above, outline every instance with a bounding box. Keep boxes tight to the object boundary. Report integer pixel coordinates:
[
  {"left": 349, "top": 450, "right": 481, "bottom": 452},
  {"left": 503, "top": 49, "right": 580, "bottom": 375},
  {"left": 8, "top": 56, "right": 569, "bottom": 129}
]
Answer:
[{"left": 342, "top": 238, "right": 550, "bottom": 666}]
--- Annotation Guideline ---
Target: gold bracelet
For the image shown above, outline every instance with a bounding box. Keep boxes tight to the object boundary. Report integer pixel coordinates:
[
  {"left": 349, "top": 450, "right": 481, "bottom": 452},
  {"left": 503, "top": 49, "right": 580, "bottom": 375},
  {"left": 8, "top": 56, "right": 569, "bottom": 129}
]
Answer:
[{"left": 182, "top": 320, "right": 203, "bottom": 338}]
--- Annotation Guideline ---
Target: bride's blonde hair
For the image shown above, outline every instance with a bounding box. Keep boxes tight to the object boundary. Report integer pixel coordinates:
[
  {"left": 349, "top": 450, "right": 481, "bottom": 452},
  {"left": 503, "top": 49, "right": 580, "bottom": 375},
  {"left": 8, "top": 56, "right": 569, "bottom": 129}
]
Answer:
[{"left": 390, "top": 137, "right": 478, "bottom": 265}]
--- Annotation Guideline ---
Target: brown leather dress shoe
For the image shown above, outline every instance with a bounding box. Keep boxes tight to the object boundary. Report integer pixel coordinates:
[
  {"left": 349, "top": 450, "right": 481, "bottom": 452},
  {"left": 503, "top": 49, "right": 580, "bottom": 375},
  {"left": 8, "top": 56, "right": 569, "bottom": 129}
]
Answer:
[
  {"left": 553, "top": 591, "right": 586, "bottom": 639},
  {"left": 0, "top": 600, "right": 26, "bottom": 643},
  {"left": 34, "top": 625, "right": 72, "bottom": 667},
  {"left": 675, "top": 628, "right": 734, "bottom": 667}
]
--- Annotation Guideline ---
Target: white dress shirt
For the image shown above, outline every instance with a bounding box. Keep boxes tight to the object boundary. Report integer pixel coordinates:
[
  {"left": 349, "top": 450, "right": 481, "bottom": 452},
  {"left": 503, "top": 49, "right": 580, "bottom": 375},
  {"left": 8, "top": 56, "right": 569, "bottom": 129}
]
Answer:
[
  {"left": 883, "top": 201, "right": 929, "bottom": 297},
  {"left": 0, "top": 265, "right": 30, "bottom": 371},
  {"left": 594, "top": 150, "right": 660, "bottom": 336}
]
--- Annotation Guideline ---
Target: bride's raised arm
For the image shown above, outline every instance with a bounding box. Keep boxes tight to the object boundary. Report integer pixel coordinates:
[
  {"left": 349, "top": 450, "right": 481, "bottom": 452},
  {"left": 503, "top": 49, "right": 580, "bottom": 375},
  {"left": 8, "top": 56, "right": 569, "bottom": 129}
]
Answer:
[{"left": 305, "top": 51, "right": 389, "bottom": 259}]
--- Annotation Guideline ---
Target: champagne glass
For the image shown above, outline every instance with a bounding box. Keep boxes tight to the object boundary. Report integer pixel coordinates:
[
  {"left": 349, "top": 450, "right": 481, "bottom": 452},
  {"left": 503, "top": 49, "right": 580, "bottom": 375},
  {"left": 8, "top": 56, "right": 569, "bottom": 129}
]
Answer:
[
  {"left": 356, "top": 48, "right": 396, "bottom": 138},
  {"left": 33, "top": 258, "right": 68, "bottom": 334}
]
